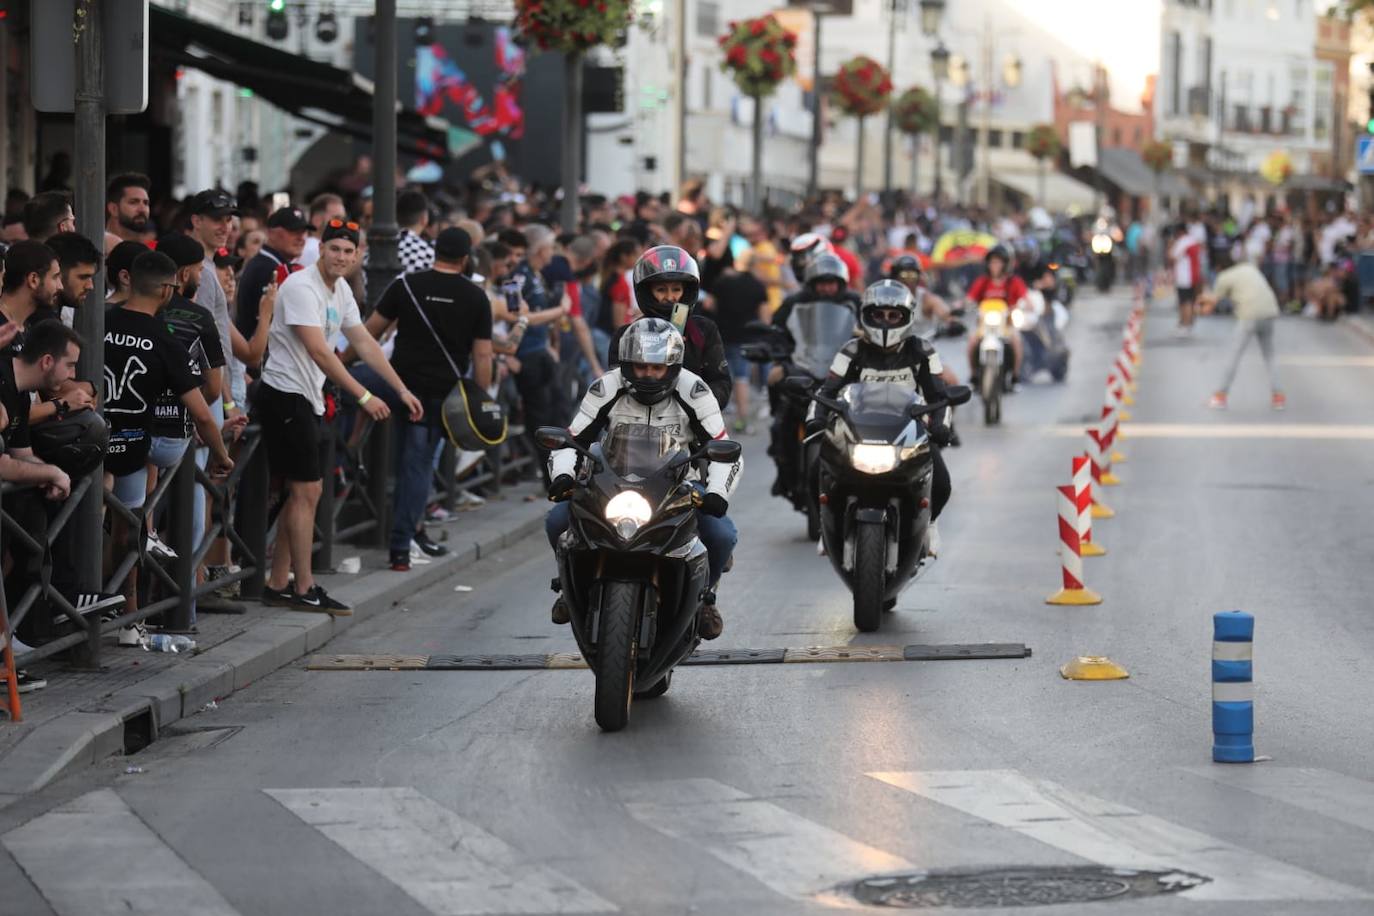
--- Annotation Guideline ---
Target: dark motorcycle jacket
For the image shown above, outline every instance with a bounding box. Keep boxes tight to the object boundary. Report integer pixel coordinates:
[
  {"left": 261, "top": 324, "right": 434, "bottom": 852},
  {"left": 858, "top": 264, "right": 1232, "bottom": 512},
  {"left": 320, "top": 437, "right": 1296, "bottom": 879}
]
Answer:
[
  {"left": 607, "top": 314, "right": 731, "bottom": 410},
  {"left": 817, "top": 336, "right": 952, "bottom": 441}
]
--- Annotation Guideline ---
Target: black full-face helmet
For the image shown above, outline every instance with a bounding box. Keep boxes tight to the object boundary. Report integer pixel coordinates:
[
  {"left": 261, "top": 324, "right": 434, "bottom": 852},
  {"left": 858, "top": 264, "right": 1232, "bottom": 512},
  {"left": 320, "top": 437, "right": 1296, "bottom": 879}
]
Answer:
[
  {"left": 858, "top": 280, "right": 916, "bottom": 350},
  {"left": 618, "top": 318, "right": 685, "bottom": 405},
  {"left": 29, "top": 410, "right": 110, "bottom": 478},
  {"left": 632, "top": 246, "right": 701, "bottom": 330}
]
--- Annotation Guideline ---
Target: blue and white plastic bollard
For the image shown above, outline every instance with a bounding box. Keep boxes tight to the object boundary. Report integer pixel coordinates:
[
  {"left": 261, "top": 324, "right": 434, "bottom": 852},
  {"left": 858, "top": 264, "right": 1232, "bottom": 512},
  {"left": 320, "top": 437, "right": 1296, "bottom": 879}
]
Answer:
[{"left": 1212, "top": 610, "right": 1255, "bottom": 763}]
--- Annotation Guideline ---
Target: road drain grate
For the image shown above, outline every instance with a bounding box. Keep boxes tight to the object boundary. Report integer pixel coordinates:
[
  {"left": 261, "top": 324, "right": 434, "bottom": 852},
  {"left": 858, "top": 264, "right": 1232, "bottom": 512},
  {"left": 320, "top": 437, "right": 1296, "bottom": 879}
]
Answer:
[{"left": 849, "top": 866, "right": 1208, "bottom": 908}]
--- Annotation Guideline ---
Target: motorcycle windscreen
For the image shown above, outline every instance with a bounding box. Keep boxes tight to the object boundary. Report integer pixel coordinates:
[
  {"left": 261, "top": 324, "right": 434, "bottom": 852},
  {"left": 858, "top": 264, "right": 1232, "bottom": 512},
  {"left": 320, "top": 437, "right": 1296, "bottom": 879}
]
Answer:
[
  {"left": 602, "top": 423, "right": 689, "bottom": 478},
  {"left": 785, "top": 300, "right": 858, "bottom": 377},
  {"left": 839, "top": 382, "right": 923, "bottom": 441}
]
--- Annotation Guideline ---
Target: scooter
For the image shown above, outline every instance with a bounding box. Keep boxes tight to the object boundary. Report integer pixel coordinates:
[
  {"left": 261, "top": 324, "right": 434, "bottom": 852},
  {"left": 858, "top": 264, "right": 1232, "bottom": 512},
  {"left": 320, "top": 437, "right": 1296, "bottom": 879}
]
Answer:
[
  {"left": 787, "top": 377, "right": 971, "bottom": 632},
  {"left": 970, "top": 298, "right": 1017, "bottom": 425},
  {"left": 537, "top": 425, "right": 742, "bottom": 732},
  {"left": 1091, "top": 231, "right": 1116, "bottom": 292},
  {"left": 1019, "top": 290, "right": 1070, "bottom": 383}
]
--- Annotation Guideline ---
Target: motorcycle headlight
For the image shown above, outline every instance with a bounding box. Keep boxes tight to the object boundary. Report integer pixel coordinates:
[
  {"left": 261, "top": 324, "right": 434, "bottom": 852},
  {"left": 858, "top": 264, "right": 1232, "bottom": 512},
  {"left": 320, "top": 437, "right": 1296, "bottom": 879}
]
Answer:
[
  {"left": 1091, "top": 234, "right": 1114, "bottom": 255},
  {"left": 982, "top": 310, "right": 1004, "bottom": 328},
  {"left": 604, "top": 490, "right": 653, "bottom": 539},
  {"left": 850, "top": 443, "right": 899, "bottom": 475},
  {"left": 1011, "top": 309, "right": 1026, "bottom": 329}
]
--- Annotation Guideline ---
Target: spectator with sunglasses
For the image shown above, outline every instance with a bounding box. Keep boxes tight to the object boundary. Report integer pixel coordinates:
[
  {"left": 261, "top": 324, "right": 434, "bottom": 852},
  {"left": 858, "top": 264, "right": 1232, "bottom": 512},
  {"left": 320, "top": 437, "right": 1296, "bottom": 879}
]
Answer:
[{"left": 256, "top": 218, "right": 422, "bottom": 613}]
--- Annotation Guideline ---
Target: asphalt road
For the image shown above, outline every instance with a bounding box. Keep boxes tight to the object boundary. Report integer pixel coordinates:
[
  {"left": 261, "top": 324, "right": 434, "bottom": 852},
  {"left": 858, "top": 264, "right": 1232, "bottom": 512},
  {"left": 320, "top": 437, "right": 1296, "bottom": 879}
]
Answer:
[{"left": 4, "top": 289, "right": 1374, "bottom": 916}]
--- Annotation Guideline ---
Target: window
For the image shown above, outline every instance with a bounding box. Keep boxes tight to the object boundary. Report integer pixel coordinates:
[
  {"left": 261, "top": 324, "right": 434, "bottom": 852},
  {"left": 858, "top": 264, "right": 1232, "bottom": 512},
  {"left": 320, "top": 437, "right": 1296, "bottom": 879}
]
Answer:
[
  {"left": 1199, "top": 37, "right": 1213, "bottom": 101},
  {"left": 1112, "top": 127, "right": 1122, "bottom": 145},
  {"left": 1134, "top": 126, "right": 1143, "bottom": 143},
  {"left": 1011, "top": 130, "right": 1025, "bottom": 149},
  {"left": 939, "top": 124, "right": 953, "bottom": 144},
  {"left": 696, "top": 1, "right": 720, "bottom": 38},
  {"left": 1313, "top": 63, "right": 1331, "bottom": 141},
  {"left": 1168, "top": 31, "right": 1183, "bottom": 116},
  {"left": 988, "top": 129, "right": 1003, "bottom": 148},
  {"left": 702, "top": 63, "right": 712, "bottom": 110}
]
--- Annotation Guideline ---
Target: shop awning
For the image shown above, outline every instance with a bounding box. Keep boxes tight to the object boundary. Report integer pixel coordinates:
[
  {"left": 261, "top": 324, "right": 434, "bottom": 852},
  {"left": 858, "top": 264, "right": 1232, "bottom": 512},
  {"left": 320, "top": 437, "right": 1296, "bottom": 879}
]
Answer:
[
  {"left": 985, "top": 150, "right": 1098, "bottom": 211},
  {"left": 149, "top": 8, "right": 453, "bottom": 159},
  {"left": 1095, "top": 147, "right": 1190, "bottom": 197}
]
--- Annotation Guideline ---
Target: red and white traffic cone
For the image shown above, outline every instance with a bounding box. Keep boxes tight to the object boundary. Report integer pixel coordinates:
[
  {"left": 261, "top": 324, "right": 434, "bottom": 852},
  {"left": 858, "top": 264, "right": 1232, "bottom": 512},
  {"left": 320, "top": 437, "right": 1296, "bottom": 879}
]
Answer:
[
  {"left": 1072, "top": 455, "right": 1106, "bottom": 556},
  {"left": 1100, "top": 405, "right": 1127, "bottom": 463},
  {"left": 1087, "top": 425, "right": 1121, "bottom": 487},
  {"left": 1047, "top": 484, "right": 1103, "bottom": 605},
  {"left": 1115, "top": 351, "right": 1137, "bottom": 402},
  {"left": 1106, "top": 372, "right": 1132, "bottom": 422}
]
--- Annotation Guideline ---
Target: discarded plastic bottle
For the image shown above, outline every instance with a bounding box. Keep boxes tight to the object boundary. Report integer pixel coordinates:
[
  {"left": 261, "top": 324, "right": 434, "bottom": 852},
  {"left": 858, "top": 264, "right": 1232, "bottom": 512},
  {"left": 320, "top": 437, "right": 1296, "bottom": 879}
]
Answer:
[{"left": 143, "top": 634, "right": 197, "bottom": 654}]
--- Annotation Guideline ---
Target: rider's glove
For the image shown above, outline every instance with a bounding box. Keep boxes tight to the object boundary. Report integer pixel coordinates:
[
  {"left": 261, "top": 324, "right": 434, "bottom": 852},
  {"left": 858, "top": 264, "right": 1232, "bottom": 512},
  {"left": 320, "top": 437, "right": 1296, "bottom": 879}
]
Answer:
[
  {"left": 699, "top": 492, "right": 729, "bottom": 518},
  {"left": 929, "top": 423, "right": 953, "bottom": 447},
  {"left": 548, "top": 474, "right": 577, "bottom": 500}
]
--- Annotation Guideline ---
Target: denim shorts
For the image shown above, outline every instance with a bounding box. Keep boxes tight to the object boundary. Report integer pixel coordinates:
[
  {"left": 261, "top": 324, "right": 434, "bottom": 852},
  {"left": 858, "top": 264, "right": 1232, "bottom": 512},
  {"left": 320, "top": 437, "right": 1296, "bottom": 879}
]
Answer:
[{"left": 723, "top": 343, "right": 749, "bottom": 382}]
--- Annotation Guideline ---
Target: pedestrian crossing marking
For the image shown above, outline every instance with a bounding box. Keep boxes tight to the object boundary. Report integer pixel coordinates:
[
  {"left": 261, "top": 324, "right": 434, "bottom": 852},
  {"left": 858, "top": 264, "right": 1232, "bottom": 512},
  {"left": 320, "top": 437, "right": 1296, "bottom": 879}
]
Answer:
[
  {"left": 869, "top": 770, "right": 1373, "bottom": 902},
  {"left": 620, "top": 777, "right": 912, "bottom": 901},
  {"left": 1050, "top": 423, "right": 1374, "bottom": 440},
  {"left": 265, "top": 787, "right": 616, "bottom": 914},
  {"left": 1185, "top": 766, "right": 1374, "bottom": 835},
  {"left": 1, "top": 789, "right": 242, "bottom": 916}
]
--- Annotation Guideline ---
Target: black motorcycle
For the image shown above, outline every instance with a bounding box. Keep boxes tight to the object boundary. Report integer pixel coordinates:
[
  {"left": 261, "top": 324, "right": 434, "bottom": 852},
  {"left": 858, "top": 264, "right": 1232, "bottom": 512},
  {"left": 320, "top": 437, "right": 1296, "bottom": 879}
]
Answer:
[
  {"left": 786, "top": 378, "right": 971, "bottom": 632},
  {"left": 537, "top": 424, "right": 742, "bottom": 732},
  {"left": 742, "top": 300, "right": 857, "bottom": 540}
]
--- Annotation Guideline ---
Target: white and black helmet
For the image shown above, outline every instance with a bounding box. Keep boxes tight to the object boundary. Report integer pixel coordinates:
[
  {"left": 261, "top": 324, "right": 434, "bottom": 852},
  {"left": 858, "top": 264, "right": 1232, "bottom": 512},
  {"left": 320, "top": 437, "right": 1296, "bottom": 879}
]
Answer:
[
  {"left": 618, "top": 317, "right": 685, "bottom": 405},
  {"left": 631, "top": 246, "right": 701, "bottom": 327},
  {"left": 789, "top": 232, "right": 832, "bottom": 277},
  {"left": 804, "top": 251, "right": 849, "bottom": 289},
  {"left": 858, "top": 280, "right": 916, "bottom": 350}
]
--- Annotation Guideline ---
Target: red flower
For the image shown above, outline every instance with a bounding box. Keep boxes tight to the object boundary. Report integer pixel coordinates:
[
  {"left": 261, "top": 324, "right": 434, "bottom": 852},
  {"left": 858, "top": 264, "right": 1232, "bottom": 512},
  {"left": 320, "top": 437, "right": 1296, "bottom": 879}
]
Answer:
[
  {"left": 718, "top": 34, "right": 728, "bottom": 46},
  {"left": 783, "top": 31, "right": 797, "bottom": 46},
  {"left": 750, "top": 19, "right": 766, "bottom": 36},
  {"left": 761, "top": 48, "right": 779, "bottom": 65},
  {"left": 727, "top": 45, "right": 747, "bottom": 66}
]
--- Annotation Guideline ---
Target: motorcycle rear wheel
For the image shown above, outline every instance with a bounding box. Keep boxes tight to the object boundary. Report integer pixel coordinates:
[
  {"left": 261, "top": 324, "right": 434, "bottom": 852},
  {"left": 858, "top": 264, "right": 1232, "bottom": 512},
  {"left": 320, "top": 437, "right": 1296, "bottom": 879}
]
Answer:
[
  {"left": 594, "top": 581, "right": 638, "bottom": 732},
  {"left": 853, "top": 523, "right": 886, "bottom": 633}
]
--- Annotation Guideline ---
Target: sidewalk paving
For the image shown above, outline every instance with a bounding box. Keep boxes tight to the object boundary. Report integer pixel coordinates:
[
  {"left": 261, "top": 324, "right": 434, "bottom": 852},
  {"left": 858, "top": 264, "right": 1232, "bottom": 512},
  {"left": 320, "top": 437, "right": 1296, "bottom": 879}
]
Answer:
[{"left": 0, "top": 483, "right": 548, "bottom": 802}]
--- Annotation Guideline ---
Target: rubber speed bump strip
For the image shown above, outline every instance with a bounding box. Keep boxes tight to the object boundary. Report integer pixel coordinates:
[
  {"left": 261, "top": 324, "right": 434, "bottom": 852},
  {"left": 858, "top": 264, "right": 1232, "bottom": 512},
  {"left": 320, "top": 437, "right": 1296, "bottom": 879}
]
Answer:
[{"left": 307, "top": 643, "right": 1030, "bottom": 671}]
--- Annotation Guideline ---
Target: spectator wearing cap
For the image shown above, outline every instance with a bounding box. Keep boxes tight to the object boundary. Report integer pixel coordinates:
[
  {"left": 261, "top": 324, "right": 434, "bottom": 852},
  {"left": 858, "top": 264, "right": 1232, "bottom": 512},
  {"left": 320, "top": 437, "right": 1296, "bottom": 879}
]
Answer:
[
  {"left": 186, "top": 189, "right": 242, "bottom": 427},
  {"left": 256, "top": 219, "right": 421, "bottom": 611},
  {"left": 234, "top": 205, "right": 309, "bottom": 395},
  {"left": 346, "top": 227, "right": 493, "bottom": 570},
  {"left": 299, "top": 192, "right": 346, "bottom": 268}
]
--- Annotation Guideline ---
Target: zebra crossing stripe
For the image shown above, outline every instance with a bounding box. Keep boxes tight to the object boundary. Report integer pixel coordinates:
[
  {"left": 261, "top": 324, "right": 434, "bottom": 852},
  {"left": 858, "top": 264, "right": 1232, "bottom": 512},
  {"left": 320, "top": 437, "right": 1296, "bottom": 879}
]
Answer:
[
  {"left": 620, "top": 777, "right": 912, "bottom": 900},
  {"left": 869, "top": 770, "right": 1373, "bottom": 902},
  {"left": 1185, "top": 766, "right": 1374, "bottom": 835},
  {"left": 265, "top": 787, "right": 616, "bottom": 915},
  {"left": 1, "top": 789, "right": 242, "bottom": 916}
]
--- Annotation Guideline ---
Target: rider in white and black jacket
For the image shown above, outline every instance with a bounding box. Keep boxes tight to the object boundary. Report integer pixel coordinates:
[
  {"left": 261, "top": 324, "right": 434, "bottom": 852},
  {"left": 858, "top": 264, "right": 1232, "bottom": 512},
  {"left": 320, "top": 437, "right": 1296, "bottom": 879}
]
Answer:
[
  {"left": 816, "top": 280, "right": 953, "bottom": 553},
  {"left": 547, "top": 318, "right": 742, "bottom": 639}
]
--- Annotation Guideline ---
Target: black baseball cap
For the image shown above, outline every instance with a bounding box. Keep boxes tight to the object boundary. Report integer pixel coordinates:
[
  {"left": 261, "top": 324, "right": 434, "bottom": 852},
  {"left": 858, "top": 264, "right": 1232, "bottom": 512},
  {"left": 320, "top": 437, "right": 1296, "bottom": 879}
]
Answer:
[
  {"left": 267, "top": 206, "right": 311, "bottom": 232},
  {"left": 434, "top": 227, "right": 472, "bottom": 262},
  {"left": 188, "top": 189, "right": 240, "bottom": 218},
  {"left": 212, "top": 246, "right": 243, "bottom": 270},
  {"left": 156, "top": 233, "right": 206, "bottom": 268},
  {"left": 320, "top": 218, "right": 361, "bottom": 247}
]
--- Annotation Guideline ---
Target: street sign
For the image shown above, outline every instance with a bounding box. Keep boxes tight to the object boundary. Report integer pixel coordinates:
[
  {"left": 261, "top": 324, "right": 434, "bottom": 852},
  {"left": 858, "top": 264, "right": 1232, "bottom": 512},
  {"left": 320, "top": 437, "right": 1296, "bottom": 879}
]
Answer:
[
  {"left": 1357, "top": 136, "right": 1374, "bottom": 175},
  {"left": 30, "top": 0, "right": 149, "bottom": 114}
]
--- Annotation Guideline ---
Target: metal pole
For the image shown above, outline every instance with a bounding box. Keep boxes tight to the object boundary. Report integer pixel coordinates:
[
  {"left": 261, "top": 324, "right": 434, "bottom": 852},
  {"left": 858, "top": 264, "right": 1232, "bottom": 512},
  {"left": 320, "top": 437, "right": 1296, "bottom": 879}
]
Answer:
[
  {"left": 882, "top": 0, "right": 898, "bottom": 196},
  {"left": 751, "top": 94, "right": 764, "bottom": 212},
  {"left": 855, "top": 115, "right": 866, "bottom": 200},
  {"left": 72, "top": 0, "right": 106, "bottom": 650},
  {"left": 933, "top": 77, "right": 943, "bottom": 203},
  {"left": 366, "top": 0, "right": 400, "bottom": 311},
  {"left": 1094, "top": 67, "right": 1106, "bottom": 213},
  {"left": 978, "top": 16, "right": 992, "bottom": 208},
  {"left": 561, "top": 53, "right": 584, "bottom": 231},
  {"left": 808, "top": 12, "right": 824, "bottom": 199},
  {"left": 675, "top": 0, "right": 688, "bottom": 193}
]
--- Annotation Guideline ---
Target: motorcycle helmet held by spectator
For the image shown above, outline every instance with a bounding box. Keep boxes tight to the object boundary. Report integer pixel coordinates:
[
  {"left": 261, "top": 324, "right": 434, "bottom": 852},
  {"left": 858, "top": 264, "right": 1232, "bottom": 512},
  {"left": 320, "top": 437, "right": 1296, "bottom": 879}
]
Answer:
[
  {"left": 858, "top": 280, "right": 916, "bottom": 350},
  {"left": 618, "top": 318, "right": 685, "bottom": 405},
  {"left": 804, "top": 252, "right": 850, "bottom": 291},
  {"left": 789, "top": 232, "right": 832, "bottom": 278},
  {"left": 631, "top": 246, "right": 701, "bottom": 331},
  {"left": 441, "top": 379, "right": 508, "bottom": 452},
  {"left": 30, "top": 410, "right": 110, "bottom": 478}
]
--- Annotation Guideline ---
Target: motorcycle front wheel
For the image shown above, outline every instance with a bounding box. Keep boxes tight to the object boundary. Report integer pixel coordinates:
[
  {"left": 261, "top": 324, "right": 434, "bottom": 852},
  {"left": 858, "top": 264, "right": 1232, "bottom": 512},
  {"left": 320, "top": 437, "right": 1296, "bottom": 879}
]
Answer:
[
  {"left": 981, "top": 359, "right": 1002, "bottom": 425},
  {"left": 853, "top": 523, "right": 886, "bottom": 633},
  {"left": 594, "top": 581, "right": 638, "bottom": 731}
]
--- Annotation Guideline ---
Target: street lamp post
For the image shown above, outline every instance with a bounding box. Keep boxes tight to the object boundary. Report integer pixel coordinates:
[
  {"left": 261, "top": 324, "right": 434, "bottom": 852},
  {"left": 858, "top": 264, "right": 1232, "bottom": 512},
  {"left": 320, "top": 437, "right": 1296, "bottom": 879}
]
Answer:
[
  {"left": 881, "top": 0, "right": 944, "bottom": 197},
  {"left": 975, "top": 16, "right": 1020, "bottom": 209},
  {"left": 807, "top": 3, "right": 832, "bottom": 200},
  {"left": 931, "top": 41, "right": 950, "bottom": 203}
]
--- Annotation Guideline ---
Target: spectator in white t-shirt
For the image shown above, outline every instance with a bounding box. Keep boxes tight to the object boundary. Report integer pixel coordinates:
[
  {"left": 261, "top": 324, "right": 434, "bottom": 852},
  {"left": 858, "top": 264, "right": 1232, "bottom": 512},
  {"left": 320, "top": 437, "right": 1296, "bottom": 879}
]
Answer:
[{"left": 254, "top": 220, "right": 422, "bottom": 613}]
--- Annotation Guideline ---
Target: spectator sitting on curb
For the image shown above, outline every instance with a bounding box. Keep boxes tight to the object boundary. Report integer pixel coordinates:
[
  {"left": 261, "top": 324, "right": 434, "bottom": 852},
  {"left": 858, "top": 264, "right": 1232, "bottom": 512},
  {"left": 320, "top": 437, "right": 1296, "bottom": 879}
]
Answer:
[{"left": 256, "top": 219, "right": 421, "bottom": 613}]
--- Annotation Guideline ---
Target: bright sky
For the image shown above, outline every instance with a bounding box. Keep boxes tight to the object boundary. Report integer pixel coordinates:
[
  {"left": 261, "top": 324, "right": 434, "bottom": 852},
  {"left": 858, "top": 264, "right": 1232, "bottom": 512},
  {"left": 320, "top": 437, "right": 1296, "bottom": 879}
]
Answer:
[{"left": 1010, "top": 0, "right": 1163, "bottom": 111}]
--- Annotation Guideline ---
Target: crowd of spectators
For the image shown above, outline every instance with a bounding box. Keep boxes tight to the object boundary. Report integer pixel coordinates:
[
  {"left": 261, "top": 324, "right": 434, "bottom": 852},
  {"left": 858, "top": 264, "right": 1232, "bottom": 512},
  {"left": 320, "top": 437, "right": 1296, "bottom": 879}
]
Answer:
[{"left": 2, "top": 160, "right": 1371, "bottom": 693}]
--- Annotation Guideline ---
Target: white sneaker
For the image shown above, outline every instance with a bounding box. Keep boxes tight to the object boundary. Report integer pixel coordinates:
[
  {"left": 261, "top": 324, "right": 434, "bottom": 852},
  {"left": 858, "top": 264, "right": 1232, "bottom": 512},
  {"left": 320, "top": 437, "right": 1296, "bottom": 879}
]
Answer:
[
  {"left": 454, "top": 490, "right": 486, "bottom": 509},
  {"left": 118, "top": 622, "right": 149, "bottom": 647},
  {"left": 455, "top": 449, "right": 485, "bottom": 477},
  {"left": 146, "top": 530, "right": 178, "bottom": 561},
  {"left": 816, "top": 536, "right": 827, "bottom": 557},
  {"left": 925, "top": 522, "right": 941, "bottom": 559},
  {"left": 408, "top": 545, "right": 433, "bottom": 566}
]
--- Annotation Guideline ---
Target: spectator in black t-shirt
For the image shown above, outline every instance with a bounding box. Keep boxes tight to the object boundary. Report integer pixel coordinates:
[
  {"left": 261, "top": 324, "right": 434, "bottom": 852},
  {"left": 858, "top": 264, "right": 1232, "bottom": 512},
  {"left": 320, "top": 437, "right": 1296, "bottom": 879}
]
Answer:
[
  {"left": 234, "top": 206, "right": 309, "bottom": 376},
  {"left": 703, "top": 264, "right": 769, "bottom": 432},
  {"left": 348, "top": 228, "right": 494, "bottom": 570},
  {"left": 21, "top": 191, "right": 75, "bottom": 244},
  {"left": 0, "top": 321, "right": 80, "bottom": 499},
  {"left": 0, "top": 240, "right": 63, "bottom": 352}
]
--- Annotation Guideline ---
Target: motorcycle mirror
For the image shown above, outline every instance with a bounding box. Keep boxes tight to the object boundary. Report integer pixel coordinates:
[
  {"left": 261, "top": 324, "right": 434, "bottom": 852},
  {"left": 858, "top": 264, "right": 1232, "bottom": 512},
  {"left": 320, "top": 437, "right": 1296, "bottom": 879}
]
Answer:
[
  {"left": 780, "top": 375, "right": 816, "bottom": 395},
  {"left": 704, "top": 440, "right": 743, "bottom": 464},
  {"left": 945, "top": 384, "right": 973, "bottom": 406},
  {"left": 534, "top": 426, "right": 573, "bottom": 451}
]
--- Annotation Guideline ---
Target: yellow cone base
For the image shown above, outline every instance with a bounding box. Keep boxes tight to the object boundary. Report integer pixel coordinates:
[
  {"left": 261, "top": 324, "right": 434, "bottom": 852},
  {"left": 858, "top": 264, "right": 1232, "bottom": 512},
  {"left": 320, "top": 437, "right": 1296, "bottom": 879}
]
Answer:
[
  {"left": 1110, "top": 450, "right": 1127, "bottom": 464},
  {"left": 1080, "top": 541, "right": 1106, "bottom": 557},
  {"left": 1123, "top": 394, "right": 1136, "bottom": 406},
  {"left": 1046, "top": 587, "right": 1104, "bottom": 606},
  {"left": 1091, "top": 501, "right": 1115, "bottom": 519},
  {"left": 1060, "top": 655, "right": 1129, "bottom": 679},
  {"left": 1099, "top": 472, "right": 1122, "bottom": 486},
  {"left": 1118, "top": 409, "right": 1133, "bottom": 421}
]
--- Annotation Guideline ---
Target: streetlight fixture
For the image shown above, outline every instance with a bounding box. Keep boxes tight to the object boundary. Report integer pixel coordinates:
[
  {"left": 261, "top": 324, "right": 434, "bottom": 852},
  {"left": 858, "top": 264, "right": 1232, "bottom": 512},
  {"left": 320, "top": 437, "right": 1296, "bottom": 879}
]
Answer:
[
  {"left": 930, "top": 41, "right": 950, "bottom": 81},
  {"left": 919, "top": 0, "right": 945, "bottom": 38},
  {"left": 1002, "top": 53, "right": 1022, "bottom": 89}
]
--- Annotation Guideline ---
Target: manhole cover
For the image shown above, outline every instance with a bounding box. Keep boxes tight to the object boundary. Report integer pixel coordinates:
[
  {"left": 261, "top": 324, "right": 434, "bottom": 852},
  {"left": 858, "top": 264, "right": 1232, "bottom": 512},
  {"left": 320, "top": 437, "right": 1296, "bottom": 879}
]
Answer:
[{"left": 850, "top": 866, "right": 1208, "bottom": 908}]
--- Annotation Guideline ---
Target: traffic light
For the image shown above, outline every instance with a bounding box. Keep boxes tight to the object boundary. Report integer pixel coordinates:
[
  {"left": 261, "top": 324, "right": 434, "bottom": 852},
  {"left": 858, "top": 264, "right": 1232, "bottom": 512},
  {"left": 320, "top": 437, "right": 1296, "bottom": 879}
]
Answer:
[{"left": 266, "top": 0, "right": 288, "bottom": 41}]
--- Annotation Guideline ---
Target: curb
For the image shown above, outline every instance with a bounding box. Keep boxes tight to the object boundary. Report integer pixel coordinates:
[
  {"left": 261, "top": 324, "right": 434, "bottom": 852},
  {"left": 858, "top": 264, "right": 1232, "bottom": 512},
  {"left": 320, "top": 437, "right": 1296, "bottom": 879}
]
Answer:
[{"left": 0, "top": 509, "right": 547, "bottom": 798}]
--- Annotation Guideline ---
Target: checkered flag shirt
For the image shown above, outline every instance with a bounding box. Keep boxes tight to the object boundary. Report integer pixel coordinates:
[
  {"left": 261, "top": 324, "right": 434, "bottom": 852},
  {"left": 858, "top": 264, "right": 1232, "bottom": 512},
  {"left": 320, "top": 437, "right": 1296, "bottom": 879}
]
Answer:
[{"left": 398, "top": 228, "right": 435, "bottom": 274}]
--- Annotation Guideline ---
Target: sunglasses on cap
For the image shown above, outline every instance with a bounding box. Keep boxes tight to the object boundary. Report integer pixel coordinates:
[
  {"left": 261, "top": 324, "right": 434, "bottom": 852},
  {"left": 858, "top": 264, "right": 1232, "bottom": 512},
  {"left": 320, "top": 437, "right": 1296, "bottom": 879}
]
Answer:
[{"left": 327, "top": 219, "right": 360, "bottom": 231}]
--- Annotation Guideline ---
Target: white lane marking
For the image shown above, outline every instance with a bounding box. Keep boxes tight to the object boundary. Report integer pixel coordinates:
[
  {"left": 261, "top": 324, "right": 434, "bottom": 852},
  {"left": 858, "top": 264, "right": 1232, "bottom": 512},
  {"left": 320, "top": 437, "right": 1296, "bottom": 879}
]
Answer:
[
  {"left": 1048, "top": 423, "right": 1374, "bottom": 440},
  {"left": 620, "top": 777, "right": 912, "bottom": 900},
  {"left": 869, "top": 770, "right": 1372, "bottom": 902},
  {"left": 1185, "top": 766, "right": 1374, "bottom": 835},
  {"left": 1277, "top": 355, "right": 1374, "bottom": 367},
  {"left": 1, "top": 789, "right": 241, "bottom": 916},
  {"left": 266, "top": 787, "right": 616, "bottom": 915}
]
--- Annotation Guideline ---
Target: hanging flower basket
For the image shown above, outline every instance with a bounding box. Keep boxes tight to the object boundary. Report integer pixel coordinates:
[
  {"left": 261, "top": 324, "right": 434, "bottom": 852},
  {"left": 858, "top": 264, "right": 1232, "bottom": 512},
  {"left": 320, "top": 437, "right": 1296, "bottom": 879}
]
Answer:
[
  {"left": 514, "top": 0, "right": 634, "bottom": 54},
  {"left": 718, "top": 14, "right": 798, "bottom": 98},
  {"left": 832, "top": 55, "right": 892, "bottom": 117},
  {"left": 893, "top": 86, "right": 938, "bottom": 136},
  {"left": 1025, "top": 124, "right": 1062, "bottom": 161},
  {"left": 1141, "top": 139, "right": 1174, "bottom": 173}
]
